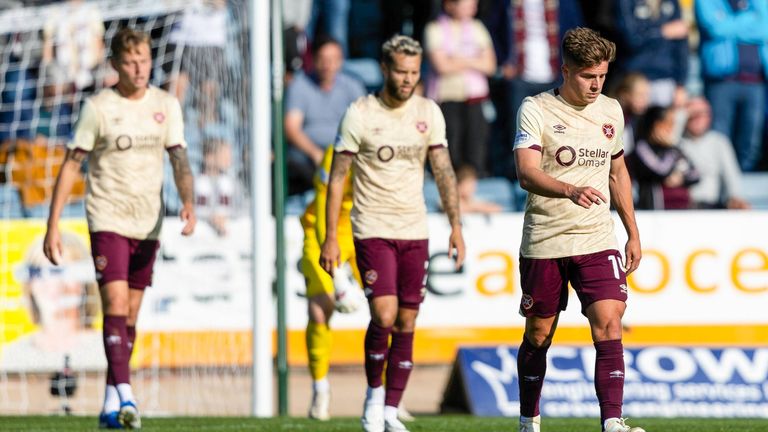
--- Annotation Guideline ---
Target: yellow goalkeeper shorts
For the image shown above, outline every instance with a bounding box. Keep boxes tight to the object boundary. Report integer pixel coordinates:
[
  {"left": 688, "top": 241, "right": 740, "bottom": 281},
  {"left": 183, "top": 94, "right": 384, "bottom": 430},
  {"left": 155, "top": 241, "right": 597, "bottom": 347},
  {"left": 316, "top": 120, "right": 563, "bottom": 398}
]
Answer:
[{"left": 301, "top": 227, "right": 360, "bottom": 298}]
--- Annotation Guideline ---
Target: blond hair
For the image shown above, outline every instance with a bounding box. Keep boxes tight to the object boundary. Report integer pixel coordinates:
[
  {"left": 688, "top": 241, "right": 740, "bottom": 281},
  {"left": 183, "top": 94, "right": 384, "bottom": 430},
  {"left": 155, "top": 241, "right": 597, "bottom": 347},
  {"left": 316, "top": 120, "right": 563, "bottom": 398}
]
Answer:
[
  {"left": 110, "top": 27, "right": 151, "bottom": 59},
  {"left": 561, "top": 27, "right": 616, "bottom": 68},
  {"left": 381, "top": 34, "right": 422, "bottom": 66}
]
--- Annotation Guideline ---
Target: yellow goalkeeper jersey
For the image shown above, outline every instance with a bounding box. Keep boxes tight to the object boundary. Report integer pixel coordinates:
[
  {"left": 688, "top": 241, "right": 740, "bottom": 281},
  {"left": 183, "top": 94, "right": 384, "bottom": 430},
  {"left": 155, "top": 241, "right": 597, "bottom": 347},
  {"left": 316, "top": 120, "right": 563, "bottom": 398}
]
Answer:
[{"left": 300, "top": 146, "right": 354, "bottom": 242}]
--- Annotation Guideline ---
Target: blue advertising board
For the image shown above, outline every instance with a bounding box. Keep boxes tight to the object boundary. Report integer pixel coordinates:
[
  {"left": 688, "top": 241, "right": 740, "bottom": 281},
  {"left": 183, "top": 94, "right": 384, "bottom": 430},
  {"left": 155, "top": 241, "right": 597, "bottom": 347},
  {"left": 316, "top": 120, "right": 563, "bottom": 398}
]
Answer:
[{"left": 452, "top": 346, "right": 768, "bottom": 418}]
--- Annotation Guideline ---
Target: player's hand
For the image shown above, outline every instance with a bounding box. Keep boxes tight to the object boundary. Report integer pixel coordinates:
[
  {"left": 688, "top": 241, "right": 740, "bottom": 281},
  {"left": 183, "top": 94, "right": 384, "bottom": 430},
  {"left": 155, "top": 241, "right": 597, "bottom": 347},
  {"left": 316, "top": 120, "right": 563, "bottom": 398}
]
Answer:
[
  {"left": 448, "top": 226, "right": 465, "bottom": 270},
  {"left": 180, "top": 204, "right": 197, "bottom": 236},
  {"left": 319, "top": 239, "right": 340, "bottom": 277},
  {"left": 333, "top": 264, "right": 362, "bottom": 313},
  {"left": 43, "top": 226, "right": 62, "bottom": 265},
  {"left": 624, "top": 237, "right": 642, "bottom": 275},
  {"left": 569, "top": 186, "right": 607, "bottom": 209}
]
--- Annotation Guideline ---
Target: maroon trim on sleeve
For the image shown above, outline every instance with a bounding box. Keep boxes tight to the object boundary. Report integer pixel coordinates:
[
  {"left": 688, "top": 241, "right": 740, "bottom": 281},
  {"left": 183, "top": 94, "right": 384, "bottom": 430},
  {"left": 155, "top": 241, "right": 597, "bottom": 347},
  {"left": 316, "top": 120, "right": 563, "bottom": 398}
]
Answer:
[
  {"left": 166, "top": 144, "right": 183, "bottom": 152},
  {"left": 611, "top": 149, "right": 625, "bottom": 159},
  {"left": 523, "top": 145, "right": 543, "bottom": 152},
  {"left": 339, "top": 150, "right": 357, "bottom": 155},
  {"left": 72, "top": 148, "right": 89, "bottom": 155},
  {"left": 428, "top": 143, "right": 446, "bottom": 150}
]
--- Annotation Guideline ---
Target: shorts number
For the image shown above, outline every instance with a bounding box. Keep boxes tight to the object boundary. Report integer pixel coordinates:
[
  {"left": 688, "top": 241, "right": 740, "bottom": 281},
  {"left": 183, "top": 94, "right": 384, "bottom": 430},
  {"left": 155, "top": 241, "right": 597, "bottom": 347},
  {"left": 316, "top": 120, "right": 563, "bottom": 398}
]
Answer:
[{"left": 607, "top": 255, "right": 621, "bottom": 280}]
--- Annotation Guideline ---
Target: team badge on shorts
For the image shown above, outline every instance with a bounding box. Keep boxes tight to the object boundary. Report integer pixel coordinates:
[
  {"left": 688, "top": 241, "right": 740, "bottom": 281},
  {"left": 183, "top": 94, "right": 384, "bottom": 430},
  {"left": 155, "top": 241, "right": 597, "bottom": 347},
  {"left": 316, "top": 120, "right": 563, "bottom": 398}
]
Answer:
[
  {"left": 602, "top": 123, "right": 615, "bottom": 139},
  {"left": 364, "top": 269, "right": 378, "bottom": 286},
  {"left": 153, "top": 112, "right": 165, "bottom": 123},
  {"left": 521, "top": 294, "right": 534, "bottom": 310},
  {"left": 415, "top": 121, "right": 428, "bottom": 133},
  {"left": 95, "top": 255, "right": 108, "bottom": 271}
]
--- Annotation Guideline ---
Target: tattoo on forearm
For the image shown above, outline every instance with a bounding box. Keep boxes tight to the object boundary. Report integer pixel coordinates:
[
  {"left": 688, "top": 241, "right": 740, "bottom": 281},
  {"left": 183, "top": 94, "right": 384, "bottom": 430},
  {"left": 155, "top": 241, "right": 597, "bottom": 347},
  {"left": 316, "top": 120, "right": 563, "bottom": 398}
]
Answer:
[
  {"left": 329, "top": 152, "right": 353, "bottom": 184},
  {"left": 430, "top": 148, "right": 461, "bottom": 226},
  {"left": 168, "top": 146, "right": 195, "bottom": 205},
  {"left": 65, "top": 149, "right": 87, "bottom": 164}
]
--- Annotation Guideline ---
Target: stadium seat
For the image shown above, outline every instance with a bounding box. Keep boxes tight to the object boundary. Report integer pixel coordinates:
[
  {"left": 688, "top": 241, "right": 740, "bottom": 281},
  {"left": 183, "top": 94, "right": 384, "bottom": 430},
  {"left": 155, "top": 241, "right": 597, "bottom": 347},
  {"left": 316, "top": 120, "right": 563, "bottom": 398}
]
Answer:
[
  {"left": 741, "top": 172, "right": 768, "bottom": 209},
  {"left": 0, "top": 185, "right": 24, "bottom": 219}
]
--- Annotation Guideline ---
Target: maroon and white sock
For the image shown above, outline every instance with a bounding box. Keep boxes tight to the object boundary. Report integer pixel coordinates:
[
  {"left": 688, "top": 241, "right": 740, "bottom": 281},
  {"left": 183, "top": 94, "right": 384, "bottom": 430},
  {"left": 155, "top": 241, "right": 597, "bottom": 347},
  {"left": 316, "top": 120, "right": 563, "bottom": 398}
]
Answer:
[
  {"left": 384, "top": 331, "right": 414, "bottom": 407},
  {"left": 517, "top": 337, "right": 549, "bottom": 417},
  {"left": 594, "top": 339, "right": 625, "bottom": 422},
  {"left": 127, "top": 325, "right": 136, "bottom": 359},
  {"left": 103, "top": 315, "right": 131, "bottom": 385},
  {"left": 364, "top": 321, "right": 392, "bottom": 388}
]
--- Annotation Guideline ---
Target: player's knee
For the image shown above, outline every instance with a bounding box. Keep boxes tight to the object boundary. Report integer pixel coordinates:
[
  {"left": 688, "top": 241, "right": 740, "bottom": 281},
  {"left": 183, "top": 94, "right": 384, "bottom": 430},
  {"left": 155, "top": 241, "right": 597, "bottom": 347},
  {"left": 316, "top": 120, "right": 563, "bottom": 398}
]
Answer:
[{"left": 372, "top": 310, "right": 397, "bottom": 328}]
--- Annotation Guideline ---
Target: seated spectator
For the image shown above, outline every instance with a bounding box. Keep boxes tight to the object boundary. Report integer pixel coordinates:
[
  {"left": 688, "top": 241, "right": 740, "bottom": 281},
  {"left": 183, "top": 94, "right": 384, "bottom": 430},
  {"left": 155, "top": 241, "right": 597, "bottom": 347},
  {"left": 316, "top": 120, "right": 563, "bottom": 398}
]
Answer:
[
  {"left": 196, "top": 138, "right": 240, "bottom": 236},
  {"left": 629, "top": 105, "right": 700, "bottom": 210},
  {"left": 425, "top": 0, "right": 496, "bottom": 176},
  {"left": 679, "top": 97, "right": 751, "bottom": 210},
  {"left": 455, "top": 164, "right": 502, "bottom": 214},
  {"left": 611, "top": 72, "right": 651, "bottom": 155},
  {"left": 284, "top": 36, "right": 366, "bottom": 195}
]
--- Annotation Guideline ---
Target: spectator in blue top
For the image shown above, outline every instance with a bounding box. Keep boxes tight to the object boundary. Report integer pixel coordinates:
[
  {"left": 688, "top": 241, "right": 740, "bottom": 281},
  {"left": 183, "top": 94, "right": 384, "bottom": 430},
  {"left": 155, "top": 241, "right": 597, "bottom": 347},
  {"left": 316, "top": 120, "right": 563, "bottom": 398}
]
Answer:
[
  {"left": 284, "top": 36, "right": 366, "bottom": 195},
  {"left": 696, "top": 0, "right": 768, "bottom": 172},
  {"left": 616, "top": 0, "right": 689, "bottom": 107}
]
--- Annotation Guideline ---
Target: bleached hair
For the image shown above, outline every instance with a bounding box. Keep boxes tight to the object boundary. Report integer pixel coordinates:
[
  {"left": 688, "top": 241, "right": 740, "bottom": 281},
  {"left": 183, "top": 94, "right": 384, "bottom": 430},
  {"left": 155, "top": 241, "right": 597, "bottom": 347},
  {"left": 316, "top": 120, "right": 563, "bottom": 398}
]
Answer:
[{"left": 381, "top": 35, "right": 422, "bottom": 66}]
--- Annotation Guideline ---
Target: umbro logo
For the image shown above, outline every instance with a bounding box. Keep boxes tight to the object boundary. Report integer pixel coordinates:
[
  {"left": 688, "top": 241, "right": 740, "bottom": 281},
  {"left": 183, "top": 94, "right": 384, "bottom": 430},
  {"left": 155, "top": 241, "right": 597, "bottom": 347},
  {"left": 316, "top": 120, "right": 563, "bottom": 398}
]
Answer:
[
  {"left": 106, "top": 335, "right": 122, "bottom": 346},
  {"left": 609, "top": 370, "right": 624, "bottom": 379},
  {"left": 369, "top": 353, "right": 385, "bottom": 361},
  {"left": 399, "top": 361, "right": 414, "bottom": 369},
  {"left": 619, "top": 284, "right": 628, "bottom": 294},
  {"left": 523, "top": 375, "right": 541, "bottom": 382},
  {"left": 553, "top": 124, "right": 566, "bottom": 134}
]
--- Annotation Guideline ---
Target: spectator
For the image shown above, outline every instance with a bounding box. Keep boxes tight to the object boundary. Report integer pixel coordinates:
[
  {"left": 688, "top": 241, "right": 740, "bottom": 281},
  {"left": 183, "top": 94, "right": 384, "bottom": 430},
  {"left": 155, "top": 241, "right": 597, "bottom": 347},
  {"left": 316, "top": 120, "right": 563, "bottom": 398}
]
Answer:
[
  {"left": 306, "top": 0, "right": 351, "bottom": 57},
  {"left": 455, "top": 164, "right": 502, "bottom": 214},
  {"left": 629, "top": 105, "right": 700, "bottom": 210},
  {"left": 425, "top": 0, "right": 496, "bottom": 176},
  {"left": 695, "top": 0, "right": 768, "bottom": 172},
  {"left": 196, "top": 138, "right": 240, "bottom": 236},
  {"left": 483, "top": 0, "right": 583, "bottom": 179},
  {"left": 616, "top": 0, "right": 689, "bottom": 107},
  {"left": 284, "top": 36, "right": 366, "bottom": 195},
  {"left": 611, "top": 72, "right": 651, "bottom": 155},
  {"left": 679, "top": 97, "right": 751, "bottom": 210},
  {"left": 42, "top": 0, "right": 104, "bottom": 92}
]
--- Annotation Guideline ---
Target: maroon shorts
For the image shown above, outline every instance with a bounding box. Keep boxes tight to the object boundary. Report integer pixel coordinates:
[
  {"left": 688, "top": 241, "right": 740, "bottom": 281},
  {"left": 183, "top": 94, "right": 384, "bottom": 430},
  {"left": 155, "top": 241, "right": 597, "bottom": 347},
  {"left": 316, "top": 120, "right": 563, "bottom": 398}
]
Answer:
[
  {"left": 518, "top": 249, "right": 628, "bottom": 317},
  {"left": 354, "top": 238, "right": 429, "bottom": 310},
  {"left": 90, "top": 231, "right": 160, "bottom": 289}
]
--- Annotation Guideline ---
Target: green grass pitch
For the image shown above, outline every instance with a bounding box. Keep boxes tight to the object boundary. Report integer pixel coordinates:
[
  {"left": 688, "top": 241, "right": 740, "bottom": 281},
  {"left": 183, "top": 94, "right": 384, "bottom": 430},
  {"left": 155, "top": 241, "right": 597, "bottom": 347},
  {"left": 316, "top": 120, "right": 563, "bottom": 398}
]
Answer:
[{"left": 1, "top": 416, "right": 766, "bottom": 431}]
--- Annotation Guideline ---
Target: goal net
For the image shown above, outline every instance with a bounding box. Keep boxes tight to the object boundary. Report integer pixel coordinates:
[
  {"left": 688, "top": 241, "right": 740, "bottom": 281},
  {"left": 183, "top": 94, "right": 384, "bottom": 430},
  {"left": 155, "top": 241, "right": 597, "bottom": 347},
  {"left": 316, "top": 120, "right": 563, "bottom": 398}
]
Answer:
[{"left": 0, "top": 0, "right": 255, "bottom": 416}]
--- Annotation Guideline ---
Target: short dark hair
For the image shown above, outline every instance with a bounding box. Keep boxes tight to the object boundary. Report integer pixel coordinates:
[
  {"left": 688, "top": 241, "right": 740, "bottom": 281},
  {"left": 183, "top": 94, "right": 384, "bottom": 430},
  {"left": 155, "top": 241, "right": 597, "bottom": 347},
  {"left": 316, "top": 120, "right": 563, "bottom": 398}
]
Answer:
[
  {"left": 380, "top": 34, "right": 422, "bottom": 66},
  {"left": 561, "top": 27, "right": 616, "bottom": 68},
  {"left": 110, "top": 27, "right": 151, "bottom": 59},
  {"left": 311, "top": 35, "right": 341, "bottom": 57}
]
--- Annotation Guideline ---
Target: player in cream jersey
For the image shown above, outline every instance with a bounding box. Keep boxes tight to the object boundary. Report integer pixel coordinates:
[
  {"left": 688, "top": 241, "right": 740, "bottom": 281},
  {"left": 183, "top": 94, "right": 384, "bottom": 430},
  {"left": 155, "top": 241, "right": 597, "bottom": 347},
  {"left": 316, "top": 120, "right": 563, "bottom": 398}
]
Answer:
[
  {"left": 513, "top": 28, "right": 643, "bottom": 432},
  {"left": 44, "top": 28, "right": 195, "bottom": 430},
  {"left": 74, "top": 85, "right": 185, "bottom": 240},
  {"left": 515, "top": 89, "right": 625, "bottom": 258},
  {"left": 321, "top": 35, "right": 465, "bottom": 432}
]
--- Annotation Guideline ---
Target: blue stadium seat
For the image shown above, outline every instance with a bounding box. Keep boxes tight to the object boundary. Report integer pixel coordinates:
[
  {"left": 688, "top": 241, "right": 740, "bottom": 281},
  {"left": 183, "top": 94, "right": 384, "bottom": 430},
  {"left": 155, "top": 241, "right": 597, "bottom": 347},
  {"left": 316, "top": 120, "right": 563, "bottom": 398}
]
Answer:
[
  {"left": 474, "top": 177, "right": 515, "bottom": 212},
  {"left": 741, "top": 172, "right": 768, "bottom": 209},
  {"left": 0, "top": 185, "right": 24, "bottom": 218}
]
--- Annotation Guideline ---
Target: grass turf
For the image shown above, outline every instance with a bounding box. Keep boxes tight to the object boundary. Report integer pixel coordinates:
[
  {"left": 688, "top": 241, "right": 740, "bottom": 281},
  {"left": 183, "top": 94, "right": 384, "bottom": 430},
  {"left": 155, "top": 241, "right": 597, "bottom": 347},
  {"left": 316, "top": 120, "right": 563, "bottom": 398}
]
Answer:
[{"left": 1, "top": 416, "right": 767, "bottom": 431}]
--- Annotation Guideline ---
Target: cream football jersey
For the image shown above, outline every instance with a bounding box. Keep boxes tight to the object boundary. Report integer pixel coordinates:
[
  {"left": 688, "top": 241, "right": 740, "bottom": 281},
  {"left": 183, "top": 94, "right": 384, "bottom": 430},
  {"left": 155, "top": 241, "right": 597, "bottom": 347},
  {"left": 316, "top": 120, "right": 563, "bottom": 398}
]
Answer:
[
  {"left": 514, "top": 89, "right": 624, "bottom": 258},
  {"left": 68, "top": 86, "right": 186, "bottom": 240},
  {"left": 335, "top": 94, "right": 447, "bottom": 240}
]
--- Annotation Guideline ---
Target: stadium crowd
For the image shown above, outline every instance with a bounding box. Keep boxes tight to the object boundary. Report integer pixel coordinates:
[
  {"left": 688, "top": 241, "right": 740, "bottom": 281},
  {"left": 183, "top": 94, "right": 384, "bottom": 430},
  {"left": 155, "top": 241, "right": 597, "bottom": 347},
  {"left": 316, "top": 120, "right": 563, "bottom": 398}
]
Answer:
[{"left": 1, "top": 0, "right": 767, "bottom": 218}]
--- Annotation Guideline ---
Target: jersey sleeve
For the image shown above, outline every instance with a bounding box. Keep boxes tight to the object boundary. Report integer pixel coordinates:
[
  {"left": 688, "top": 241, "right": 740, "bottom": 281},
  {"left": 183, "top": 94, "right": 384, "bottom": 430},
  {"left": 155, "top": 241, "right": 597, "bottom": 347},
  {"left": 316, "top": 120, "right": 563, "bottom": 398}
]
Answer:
[
  {"left": 513, "top": 97, "right": 543, "bottom": 151},
  {"left": 610, "top": 99, "right": 625, "bottom": 157},
  {"left": 166, "top": 96, "right": 187, "bottom": 148},
  {"left": 334, "top": 104, "right": 362, "bottom": 153},
  {"left": 428, "top": 100, "right": 448, "bottom": 148},
  {"left": 68, "top": 99, "right": 100, "bottom": 152}
]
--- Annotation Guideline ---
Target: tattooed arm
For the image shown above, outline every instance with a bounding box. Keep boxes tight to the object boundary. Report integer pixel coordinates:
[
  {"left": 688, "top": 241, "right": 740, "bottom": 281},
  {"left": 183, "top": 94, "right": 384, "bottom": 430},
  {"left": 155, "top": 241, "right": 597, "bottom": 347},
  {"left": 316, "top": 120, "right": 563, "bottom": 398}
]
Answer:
[
  {"left": 168, "top": 146, "right": 197, "bottom": 236},
  {"left": 319, "top": 151, "right": 353, "bottom": 276},
  {"left": 428, "top": 146, "right": 465, "bottom": 269},
  {"left": 44, "top": 149, "right": 87, "bottom": 264}
]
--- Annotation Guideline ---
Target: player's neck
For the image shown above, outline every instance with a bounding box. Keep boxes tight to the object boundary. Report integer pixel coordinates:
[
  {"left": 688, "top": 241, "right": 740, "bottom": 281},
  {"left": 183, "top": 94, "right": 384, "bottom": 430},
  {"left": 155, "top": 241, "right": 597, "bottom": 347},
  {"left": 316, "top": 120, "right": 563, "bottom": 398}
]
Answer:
[
  {"left": 378, "top": 90, "right": 408, "bottom": 109},
  {"left": 557, "top": 85, "right": 587, "bottom": 107},
  {"left": 115, "top": 82, "right": 148, "bottom": 100}
]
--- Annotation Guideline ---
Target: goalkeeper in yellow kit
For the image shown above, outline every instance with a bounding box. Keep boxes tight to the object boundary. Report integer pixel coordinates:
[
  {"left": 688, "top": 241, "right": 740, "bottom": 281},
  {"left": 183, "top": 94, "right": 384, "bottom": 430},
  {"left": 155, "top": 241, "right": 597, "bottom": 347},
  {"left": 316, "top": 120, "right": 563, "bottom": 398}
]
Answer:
[{"left": 301, "top": 146, "right": 363, "bottom": 420}]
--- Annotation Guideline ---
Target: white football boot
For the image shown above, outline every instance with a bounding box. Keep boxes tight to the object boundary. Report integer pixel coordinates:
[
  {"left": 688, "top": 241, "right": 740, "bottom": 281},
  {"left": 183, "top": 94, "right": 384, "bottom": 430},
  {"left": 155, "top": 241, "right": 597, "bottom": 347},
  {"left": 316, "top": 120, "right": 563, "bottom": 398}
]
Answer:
[
  {"left": 519, "top": 414, "right": 541, "bottom": 432},
  {"left": 604, "top": 417, "right": 645, "bottom": 432}
]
